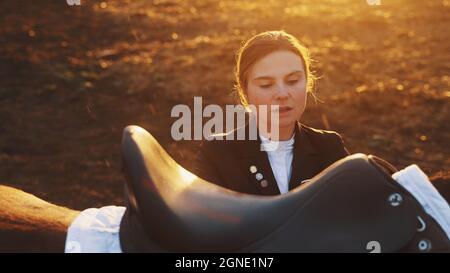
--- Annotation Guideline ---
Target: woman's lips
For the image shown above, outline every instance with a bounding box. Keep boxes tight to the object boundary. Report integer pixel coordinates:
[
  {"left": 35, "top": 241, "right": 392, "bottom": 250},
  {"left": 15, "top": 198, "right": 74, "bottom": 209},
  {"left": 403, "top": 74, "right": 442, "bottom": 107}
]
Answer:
[
  {"left": 272, "top": 106, "right": 293, "bottom": 114},
  {"left": 279, "top": 106, "right": 293, "bottom": 112}
]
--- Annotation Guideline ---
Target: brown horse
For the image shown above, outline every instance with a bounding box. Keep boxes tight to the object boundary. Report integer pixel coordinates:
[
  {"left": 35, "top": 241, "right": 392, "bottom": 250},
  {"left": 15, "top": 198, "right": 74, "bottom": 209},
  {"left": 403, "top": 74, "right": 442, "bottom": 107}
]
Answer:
[{"left": 0, "top": 172, "right": 449, "bottom": 253}]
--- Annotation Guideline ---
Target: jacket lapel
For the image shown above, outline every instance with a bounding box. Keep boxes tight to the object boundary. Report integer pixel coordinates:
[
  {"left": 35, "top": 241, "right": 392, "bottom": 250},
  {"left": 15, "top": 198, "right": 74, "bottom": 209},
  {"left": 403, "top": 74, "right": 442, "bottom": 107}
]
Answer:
[
  {"left": 235, "top": 125, "right": 281, "bottom": 196},
  {"left": 288, "top": 122, "right": 323, "bottom": 190}
]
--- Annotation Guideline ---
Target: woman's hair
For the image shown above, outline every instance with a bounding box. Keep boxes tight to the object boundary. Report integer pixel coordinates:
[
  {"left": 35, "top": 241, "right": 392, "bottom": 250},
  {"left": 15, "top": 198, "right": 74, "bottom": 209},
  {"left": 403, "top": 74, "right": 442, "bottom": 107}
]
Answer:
[{"left": 234, "top": 30, "right": 316, "bottom": 107}]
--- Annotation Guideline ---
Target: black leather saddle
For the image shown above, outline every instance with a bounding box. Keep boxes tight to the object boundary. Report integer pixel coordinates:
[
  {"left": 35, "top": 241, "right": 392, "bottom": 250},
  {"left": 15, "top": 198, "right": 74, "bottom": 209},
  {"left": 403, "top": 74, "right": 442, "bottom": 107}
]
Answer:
[{"left": 119, "top": 125, "right": 450, "bottom": 253}]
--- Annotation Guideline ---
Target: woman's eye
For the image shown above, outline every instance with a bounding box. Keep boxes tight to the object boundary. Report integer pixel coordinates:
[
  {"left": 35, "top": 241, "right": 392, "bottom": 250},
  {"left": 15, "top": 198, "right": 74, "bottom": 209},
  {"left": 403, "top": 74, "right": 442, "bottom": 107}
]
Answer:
[
  {"left": 259, "top": 84, "right": 272, "bottom": 89},
  {"left": 287, "top": 79, "right": 299, "bottom": 85}
]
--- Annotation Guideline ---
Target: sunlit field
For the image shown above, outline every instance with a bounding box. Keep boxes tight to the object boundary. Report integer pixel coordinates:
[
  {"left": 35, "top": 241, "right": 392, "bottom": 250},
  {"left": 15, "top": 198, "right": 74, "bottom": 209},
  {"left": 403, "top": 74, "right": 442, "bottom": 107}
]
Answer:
[{"left": 0, "top": 0, "right": 449, "bottom": 209}]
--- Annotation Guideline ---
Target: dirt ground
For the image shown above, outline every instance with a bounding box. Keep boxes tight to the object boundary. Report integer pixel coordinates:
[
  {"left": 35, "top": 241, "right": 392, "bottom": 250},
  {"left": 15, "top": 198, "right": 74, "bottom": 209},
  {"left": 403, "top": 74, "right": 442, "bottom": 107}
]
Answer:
[{"left": 0, "top": 0, "right": 449, "bottom": 210}]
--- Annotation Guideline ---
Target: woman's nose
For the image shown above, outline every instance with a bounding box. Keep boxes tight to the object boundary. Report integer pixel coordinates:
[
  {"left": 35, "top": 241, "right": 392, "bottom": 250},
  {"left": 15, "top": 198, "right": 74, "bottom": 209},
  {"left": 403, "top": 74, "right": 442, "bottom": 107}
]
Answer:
[{"left": 274, "top": 83, "right": 290, "bottom": 99}]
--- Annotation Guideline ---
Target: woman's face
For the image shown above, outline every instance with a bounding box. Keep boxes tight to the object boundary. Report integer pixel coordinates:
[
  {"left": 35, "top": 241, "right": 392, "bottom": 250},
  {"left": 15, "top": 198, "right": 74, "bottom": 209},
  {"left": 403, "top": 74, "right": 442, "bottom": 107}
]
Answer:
[{"left": 246, "top": 50, "right": 307, "bottom": 132}]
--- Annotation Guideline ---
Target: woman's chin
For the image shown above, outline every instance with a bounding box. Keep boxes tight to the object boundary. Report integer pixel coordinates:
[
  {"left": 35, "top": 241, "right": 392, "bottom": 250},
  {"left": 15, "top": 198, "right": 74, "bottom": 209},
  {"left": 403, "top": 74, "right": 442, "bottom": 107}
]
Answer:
[{"left": 269, "top": 117, "right": 297, "bottom": 130}]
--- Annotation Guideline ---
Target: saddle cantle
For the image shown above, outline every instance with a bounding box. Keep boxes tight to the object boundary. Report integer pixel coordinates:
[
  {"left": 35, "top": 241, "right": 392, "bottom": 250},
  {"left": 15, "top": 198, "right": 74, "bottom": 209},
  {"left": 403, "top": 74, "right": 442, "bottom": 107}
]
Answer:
[{"left": 119, "top": 125, "right": 450, "bottom": 253}]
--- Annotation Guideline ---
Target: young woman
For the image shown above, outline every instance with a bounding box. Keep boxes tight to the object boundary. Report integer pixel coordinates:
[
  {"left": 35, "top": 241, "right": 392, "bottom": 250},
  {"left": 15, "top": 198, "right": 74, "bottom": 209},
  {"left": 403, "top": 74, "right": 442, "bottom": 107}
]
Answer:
[{"left": 191, "top": 30, "right": 349, "bottom": 195}]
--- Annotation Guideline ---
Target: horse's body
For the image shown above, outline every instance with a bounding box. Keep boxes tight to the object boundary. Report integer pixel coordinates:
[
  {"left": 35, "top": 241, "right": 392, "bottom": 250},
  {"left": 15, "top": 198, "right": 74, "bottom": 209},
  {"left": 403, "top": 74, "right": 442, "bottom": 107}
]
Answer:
[{"left": 0, "top": 185, "right": 79, "bottom": 252}]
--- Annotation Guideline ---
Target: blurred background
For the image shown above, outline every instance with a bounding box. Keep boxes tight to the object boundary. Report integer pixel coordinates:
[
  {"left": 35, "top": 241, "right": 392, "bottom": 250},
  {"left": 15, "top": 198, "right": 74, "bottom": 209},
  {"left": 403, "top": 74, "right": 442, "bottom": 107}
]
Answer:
[{"left": 0, "top": 0, "right": 448, "bottom": 210}]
